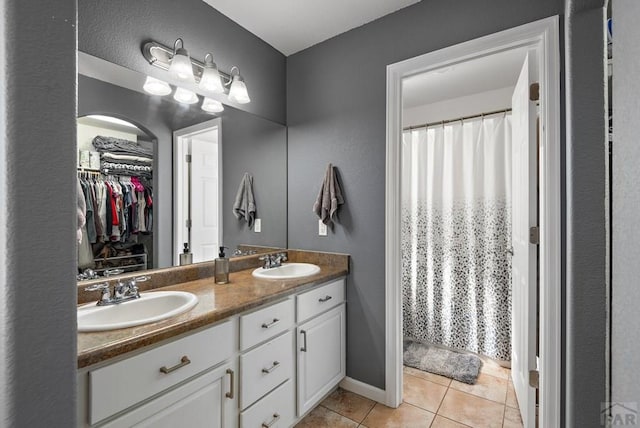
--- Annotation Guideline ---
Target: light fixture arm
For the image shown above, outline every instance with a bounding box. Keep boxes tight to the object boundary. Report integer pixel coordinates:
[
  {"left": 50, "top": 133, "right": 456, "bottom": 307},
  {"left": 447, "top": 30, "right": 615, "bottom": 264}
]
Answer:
[
  {"left": 226, "top": 66, "right": 241, "bottom": 87},
  {"left": 143, "top": 40, "right": 233, "bottom": 87}
]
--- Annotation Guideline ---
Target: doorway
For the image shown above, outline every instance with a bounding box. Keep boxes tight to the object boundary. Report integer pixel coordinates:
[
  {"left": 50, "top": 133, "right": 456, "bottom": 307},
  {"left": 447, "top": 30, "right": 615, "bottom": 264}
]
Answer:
[
  {"left": 173, "top": 118, "right": 223, "bottom": 264},
  {"left": 385, "top": 17, "right": 561, "bottom": 427}
]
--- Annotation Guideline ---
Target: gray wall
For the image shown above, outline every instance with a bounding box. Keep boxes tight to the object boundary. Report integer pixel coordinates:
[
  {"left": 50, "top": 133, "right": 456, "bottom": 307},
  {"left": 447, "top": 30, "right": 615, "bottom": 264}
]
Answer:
[
  {"left": 0, "top": 0, "right": 77, "bottom": 426},
  {"left": 287, "top": 0, "right": 566, "bottom": 390},
  {"left": 564, "top": 1, "right": 607, "bottom": 425},
  {"left": 78, "top": 0, "right": 286, "bottom": 124},
  {"left": 79, "top": 75, "right": 287, "bottom": 266},
  {"left": 222, "top": 108, "right": 287, "bottom": 251},
  {"left": 612, "top": 0, "right": 640, "bottom": 407}
]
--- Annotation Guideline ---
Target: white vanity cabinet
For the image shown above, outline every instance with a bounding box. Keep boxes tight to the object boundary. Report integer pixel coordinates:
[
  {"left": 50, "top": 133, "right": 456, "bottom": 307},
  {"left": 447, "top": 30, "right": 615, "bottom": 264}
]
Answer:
[
  {"left": 296, "top": 279, "right": 346, "bottom": 416},
  {"left": 78, "top": 276, "right": 346, "bottom": 428},
  {"left": 101, "top": 360, "right": 237, "bottom": 428},
  {"left": 78, "top": 320, "right": 238, "bottom": 428}
]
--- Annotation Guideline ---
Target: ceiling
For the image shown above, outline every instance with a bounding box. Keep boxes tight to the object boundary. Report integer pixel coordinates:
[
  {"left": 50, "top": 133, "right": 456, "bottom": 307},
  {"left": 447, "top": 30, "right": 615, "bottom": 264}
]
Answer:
[
  {"left": 202, "top": 0, "right": 421, "bottom": 56},
  {"left": 402, "top": 48, "right": 528, "bottom": 108}
]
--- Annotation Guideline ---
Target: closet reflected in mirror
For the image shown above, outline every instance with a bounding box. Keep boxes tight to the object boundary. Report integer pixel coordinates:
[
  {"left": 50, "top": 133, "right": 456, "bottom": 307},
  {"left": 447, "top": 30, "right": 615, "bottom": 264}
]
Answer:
[{"left": 77, "top": 115, "right": 157, "bottom": 280}]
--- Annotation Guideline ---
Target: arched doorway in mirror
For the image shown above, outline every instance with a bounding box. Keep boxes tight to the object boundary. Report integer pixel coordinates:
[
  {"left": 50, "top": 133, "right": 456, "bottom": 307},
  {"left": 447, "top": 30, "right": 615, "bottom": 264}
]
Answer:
[{"left": 77, "top": 114, "right": 157, "bottom": 280}]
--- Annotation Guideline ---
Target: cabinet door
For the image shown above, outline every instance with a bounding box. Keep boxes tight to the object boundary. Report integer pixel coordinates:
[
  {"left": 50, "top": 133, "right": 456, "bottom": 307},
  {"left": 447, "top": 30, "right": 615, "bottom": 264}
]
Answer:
[
  {"left": 102, "top": 361, "right": 238, "bottom": 428},
  {"left": 297, "top": 304, "right": 346, "bottom": 416}
]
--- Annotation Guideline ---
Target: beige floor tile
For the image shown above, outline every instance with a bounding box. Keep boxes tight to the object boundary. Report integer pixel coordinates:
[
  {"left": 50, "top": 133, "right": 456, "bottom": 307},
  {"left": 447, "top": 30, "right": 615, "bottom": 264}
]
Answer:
[
  {"left": 321, "top": 388, "right": 376, "bottom": 423},
  {"left": 438, "top": 388, "right": 505, "bottom": 428},
  {"left": 404, "top": 365, "right": 452, "bottom": 387},
  {"left": 479, "top": 359, "right": 510, "bottom": 380},
  {"left": 430, "top": 415, "right": 471, "bottom": 427},
  {"left": 403, "top": 374, "right": 448, "bottom": 413},
  {"left": 361, "top": 402, "right": 435, "bottom": 428},
  {"left": 503, "top": 405, "right": 524, "bottom": 428},
  {"left": 449, "top": 373, "right": 508, "bottom": 404},
  {"left": 295, "top": 405, "right": 358, "bottom": 428},
  {"left": 506, "top": 381, "right": 519, "bottom": 409}
]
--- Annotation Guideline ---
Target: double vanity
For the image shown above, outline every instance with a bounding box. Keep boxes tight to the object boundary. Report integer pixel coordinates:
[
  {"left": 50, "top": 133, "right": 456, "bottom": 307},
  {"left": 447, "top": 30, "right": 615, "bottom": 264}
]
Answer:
[{"left": 76, "top": 250, "right": 348, "bottom": 427}]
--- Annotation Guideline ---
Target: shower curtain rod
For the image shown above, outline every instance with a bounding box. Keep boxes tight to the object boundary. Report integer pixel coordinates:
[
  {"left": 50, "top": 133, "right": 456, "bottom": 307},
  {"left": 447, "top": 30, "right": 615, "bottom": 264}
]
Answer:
[{"left": 403, "top": 108, "right": 512, "bottom": 131}]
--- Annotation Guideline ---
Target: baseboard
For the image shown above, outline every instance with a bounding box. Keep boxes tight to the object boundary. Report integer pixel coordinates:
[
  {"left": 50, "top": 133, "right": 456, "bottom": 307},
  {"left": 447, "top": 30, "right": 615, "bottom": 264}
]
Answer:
[{"left": 339, "top": 377, "right": 387, "bottom": 404}]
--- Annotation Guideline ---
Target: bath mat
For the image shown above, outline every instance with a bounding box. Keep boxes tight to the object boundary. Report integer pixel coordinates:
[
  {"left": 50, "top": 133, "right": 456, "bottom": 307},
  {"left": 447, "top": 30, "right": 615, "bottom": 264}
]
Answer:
[{"left": 403, "top": 339, "right": 482, "bottom": 384}]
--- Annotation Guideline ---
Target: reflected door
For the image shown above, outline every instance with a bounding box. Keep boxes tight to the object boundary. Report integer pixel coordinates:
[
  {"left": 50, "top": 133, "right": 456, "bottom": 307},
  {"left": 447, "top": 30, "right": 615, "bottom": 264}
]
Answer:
[{"left": 174, "top": 119, "right": 222, "bottom": 264}]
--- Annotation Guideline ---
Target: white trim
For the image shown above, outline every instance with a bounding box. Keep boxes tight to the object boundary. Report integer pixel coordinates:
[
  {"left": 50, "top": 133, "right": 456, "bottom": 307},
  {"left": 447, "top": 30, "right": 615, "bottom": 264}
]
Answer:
[
  {"left": 339, "top": 377, "right": 387, "bottom": 404},
  {"left": 173, "top": 118, "right": 223, "bottom": 265},
  {"left": 385, "top": 16, "right": 561, "bottom": 427}
]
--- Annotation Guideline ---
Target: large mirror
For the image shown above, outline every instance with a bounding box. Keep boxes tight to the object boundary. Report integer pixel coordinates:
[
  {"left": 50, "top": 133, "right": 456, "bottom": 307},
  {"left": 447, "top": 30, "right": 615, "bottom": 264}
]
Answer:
[{"left": 77, "top": 53, "right": 287, "bottom": 281}]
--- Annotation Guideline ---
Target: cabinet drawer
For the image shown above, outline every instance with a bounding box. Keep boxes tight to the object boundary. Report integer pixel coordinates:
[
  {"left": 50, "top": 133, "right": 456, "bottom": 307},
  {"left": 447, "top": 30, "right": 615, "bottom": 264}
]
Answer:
[
  {"left": 240, "top": 331, "right": 293, "bottom": 409},
  {"left": 240, "top": 379, "right": 294, "bottom": 428},
  {"left": 296, "top": 278, "right": 345, "bottom": 322},
  {"left": 240, "top": 298, "right": 294, "bottom": 351},
  {"left": 89, "top": 321, "right": 233, "bottom": 425}
]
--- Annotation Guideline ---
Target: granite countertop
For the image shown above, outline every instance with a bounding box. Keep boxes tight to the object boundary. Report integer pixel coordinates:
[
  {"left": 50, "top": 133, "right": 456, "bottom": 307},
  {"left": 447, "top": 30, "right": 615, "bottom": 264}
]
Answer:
[{"left": 77, "top": 262, "right": 348, "bottom": 369}]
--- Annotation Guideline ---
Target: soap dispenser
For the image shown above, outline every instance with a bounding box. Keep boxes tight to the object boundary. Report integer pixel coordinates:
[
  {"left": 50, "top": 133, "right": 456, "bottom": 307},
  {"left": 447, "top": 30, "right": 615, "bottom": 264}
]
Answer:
[
  {"left": 215, "top": 246, "right": 229, "bottom": 284},
  {"left": 180, "top": 242, "right": 193, "bottom": 266}
]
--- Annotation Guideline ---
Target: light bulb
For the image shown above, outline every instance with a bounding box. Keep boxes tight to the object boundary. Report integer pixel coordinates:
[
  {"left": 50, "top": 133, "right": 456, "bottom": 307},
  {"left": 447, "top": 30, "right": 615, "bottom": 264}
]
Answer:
[
  {"left": 199, "top": 54, "right": 224, "bottom": 94},
  {"left": 201, "top": 98, "right": 224, "bottom": 113},
  {"left": 173, "top": 87, "right": 198, "bottom": 104},
  {"left": 142, "top": 76, "right": 172, "bottom": 96},
  {"left": 228, "top": 74, "right": 251, "bottom": 104}
]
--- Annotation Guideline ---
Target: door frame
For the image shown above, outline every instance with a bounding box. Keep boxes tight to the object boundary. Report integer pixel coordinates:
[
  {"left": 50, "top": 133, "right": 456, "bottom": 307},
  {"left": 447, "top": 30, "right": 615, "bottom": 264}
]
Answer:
[
  {"left": 173, "top": 118, "right": 223, "bottom": 265},
  {"left": 384, "top": 16, "right": 561, "bottom": 427}
]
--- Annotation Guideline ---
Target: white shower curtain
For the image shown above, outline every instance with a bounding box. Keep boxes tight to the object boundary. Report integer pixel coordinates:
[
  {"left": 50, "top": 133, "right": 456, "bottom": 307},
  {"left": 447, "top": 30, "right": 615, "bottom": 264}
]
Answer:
[{"left": 401, "top": 114, "right": 512, "bottom": 361}]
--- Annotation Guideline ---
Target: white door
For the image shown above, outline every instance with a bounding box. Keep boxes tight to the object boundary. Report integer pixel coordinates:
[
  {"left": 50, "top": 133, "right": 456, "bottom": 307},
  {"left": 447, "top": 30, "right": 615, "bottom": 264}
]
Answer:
[
  {"left": 103, "top": 362, "right": 238, "bottom": 428},
  {"left": 190, "top": 137, "right": 220, "bottom": 263},
  {"left": 297, "top": 304, "right": 346, "bottom": 416},
  {"left": 510, "top": 51, "right": 538, "bottom": 428},
  {"left": 173, "top": 119, "right": 222, "bottom": 264}
]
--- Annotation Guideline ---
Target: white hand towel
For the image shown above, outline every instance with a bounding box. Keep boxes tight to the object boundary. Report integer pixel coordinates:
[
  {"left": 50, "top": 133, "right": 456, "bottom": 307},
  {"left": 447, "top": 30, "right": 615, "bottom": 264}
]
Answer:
[
  {"left": 313, "top": 163, "right": 344, "bottom": 225},
  {"left": 233, "top": 173, "right": 256, "bottom": 228}
]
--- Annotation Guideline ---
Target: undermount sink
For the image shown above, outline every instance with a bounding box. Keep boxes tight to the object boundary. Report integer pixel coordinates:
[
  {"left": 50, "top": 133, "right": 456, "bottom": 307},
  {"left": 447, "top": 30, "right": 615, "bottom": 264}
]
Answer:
[
  {"left": 252, "top": 263, "right": 321, "bottom": 280},
  {"left": 77, "top": 291, "right": 198, "bottom": 332}
]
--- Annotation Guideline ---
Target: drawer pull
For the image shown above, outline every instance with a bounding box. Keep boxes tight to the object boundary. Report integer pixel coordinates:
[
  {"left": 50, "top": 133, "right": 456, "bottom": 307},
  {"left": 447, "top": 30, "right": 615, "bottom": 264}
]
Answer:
[
  {"left": 159, "top": 356, "right": 191, "bottom": 374},
  {"left": 300, "top": 330, "right": 307, "bottom": 352},
  {"left": 225, "top": 368, "right": 235, "bottom": 399},
  {"left": 262, "top": 413, "right": 281, "bottom": 428},
  {"left": 318, "top": 295, "right": 333, "bottom": 303},
  {"left": 261, "top": 318, "right": 280, "bottom": 329},
  {"left": 261, "top": 361, "right": 281, "bottom": 374}
]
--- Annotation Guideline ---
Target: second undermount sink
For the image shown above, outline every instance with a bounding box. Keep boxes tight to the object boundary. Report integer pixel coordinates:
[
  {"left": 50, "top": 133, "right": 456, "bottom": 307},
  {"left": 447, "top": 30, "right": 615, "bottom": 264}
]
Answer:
[
  {"left": 252, "top": 263, "right": 321, "bottom": 280},
  {"left": 77, "top": 291, "right": 198, "bottom": 332}
]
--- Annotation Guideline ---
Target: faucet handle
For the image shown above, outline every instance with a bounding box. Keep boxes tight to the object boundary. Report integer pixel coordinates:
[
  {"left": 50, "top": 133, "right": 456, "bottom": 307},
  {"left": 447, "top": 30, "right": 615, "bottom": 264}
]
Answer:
[
  {"left": 84, "top": 282, "right": 109, "bottom": 292},
  {"left": 84, "top": 282, "right": 111, "bottom": 304}
]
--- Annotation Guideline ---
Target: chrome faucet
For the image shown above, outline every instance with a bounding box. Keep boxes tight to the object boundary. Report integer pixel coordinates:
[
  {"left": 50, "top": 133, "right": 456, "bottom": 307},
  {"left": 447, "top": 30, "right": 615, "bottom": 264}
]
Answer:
[
  {"left": 84, "top": 276, "right": 149, "bottom": 306},
  {"left": 258, "top": 252, "right": 288, "bottom": 269}
]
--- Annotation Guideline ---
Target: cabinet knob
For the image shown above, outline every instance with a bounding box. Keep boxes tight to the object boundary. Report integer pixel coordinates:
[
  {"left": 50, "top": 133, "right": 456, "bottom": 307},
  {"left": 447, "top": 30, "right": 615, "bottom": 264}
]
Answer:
[
  {"left": 225, "top": 368, "right": 235, "bottom": 399},
  {"left": 261, "top": 361, "right": 280, "bottom": 374},
  {"left": 261, "top": 318, "right": 280, "bottom": 329},
  {"left": 262, "top": 413, "right": 281, "bottom": 428},
  {"left": 159, "top": 355, "right": 191, "bottom": 374},
  {"left": 318, "top": 295, "right": 332, "bottom": 303}
]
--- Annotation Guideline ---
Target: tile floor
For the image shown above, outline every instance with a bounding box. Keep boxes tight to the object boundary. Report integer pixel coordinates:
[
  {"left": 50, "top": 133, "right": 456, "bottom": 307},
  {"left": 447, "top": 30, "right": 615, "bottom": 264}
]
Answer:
[{"left": 296, "top": 360, "right": 523, "bottom": 428}]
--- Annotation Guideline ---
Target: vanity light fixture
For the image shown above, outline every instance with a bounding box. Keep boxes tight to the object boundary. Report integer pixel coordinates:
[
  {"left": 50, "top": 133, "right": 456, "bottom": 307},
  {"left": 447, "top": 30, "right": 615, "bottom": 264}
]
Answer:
[
  {"left": 227, "top": 67, "right": 251, "bottom": 104},
  {"left": 201, "top": 98, "right": 224, "bottom": 113},
  {"left": 168, "top": 38, "right": 195, "bottom": 82},
  {"left": 142, "top": 76, "right": 172, "bottom": 96},
  {"left": 142, "top": 38, "right": 251, "bottom": 104},
  {"left": 199, "top": 53, "right": 224, "bottom": 94},
  {"left": 173, "top": 87, "right": 199, "bottom": 104}
]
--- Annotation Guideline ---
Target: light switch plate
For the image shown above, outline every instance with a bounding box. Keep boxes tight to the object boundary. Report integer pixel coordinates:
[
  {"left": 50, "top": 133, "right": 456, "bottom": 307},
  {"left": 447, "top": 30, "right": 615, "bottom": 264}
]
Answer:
[
  {"left": 254, "top": 218, "right": 261, "bottom": 233},
  {"left": 318, "top": 220, "right": 327, "bottom": 236}
]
